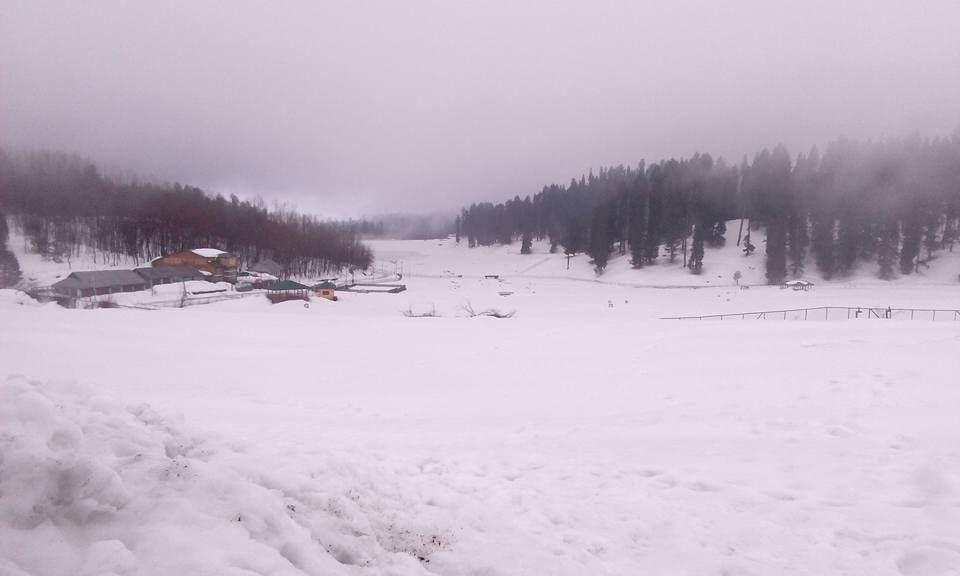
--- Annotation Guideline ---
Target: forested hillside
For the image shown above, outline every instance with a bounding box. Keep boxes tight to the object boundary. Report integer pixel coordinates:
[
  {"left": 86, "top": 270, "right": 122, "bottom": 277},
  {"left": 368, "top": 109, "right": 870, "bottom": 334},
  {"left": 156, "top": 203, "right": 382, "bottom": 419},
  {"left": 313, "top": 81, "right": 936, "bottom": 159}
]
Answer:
[
  {"left": 0, "top": 149, "right": 372, "bottom": 276},
  {"left": 459, "top": 136, "right": 960, "bottom": 282}
]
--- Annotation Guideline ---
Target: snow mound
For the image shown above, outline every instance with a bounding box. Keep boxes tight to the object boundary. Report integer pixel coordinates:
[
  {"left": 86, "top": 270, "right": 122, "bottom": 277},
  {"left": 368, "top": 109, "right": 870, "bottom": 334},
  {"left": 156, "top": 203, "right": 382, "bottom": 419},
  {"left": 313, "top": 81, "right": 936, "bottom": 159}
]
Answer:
[
  {"left": 106, "top": 281, "right": 237, "bottom": 307},
  {"left": 0, "top": 289, "right": 40, "bottom": 307},
  {"left": 0, "top": 377, "right": 433, "bottom": 576}
]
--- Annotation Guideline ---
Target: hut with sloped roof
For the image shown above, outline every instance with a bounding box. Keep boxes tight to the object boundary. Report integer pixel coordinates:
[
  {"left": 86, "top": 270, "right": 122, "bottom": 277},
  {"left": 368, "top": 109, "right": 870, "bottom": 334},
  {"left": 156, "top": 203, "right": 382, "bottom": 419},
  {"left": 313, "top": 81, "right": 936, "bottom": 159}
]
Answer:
[
  {"left": 52, "top": 270, "right": 149, "bottom": 298},
  {"left": 313, "top": 280, "right": 338, "bottom": 301}
]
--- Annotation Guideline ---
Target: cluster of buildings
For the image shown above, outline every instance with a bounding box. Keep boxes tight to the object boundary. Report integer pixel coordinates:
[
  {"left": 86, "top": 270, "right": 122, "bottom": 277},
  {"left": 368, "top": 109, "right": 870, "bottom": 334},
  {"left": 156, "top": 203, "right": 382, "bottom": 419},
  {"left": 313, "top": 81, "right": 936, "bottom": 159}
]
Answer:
[
  {"left": 52, "top": 249, "right": 238, "bottom": 298},
  {"left": 50, "top": 249, "right": 338, "bottom": 299},
  {"left": 48, "top": 247, "right": 348, "bottom": 305}
]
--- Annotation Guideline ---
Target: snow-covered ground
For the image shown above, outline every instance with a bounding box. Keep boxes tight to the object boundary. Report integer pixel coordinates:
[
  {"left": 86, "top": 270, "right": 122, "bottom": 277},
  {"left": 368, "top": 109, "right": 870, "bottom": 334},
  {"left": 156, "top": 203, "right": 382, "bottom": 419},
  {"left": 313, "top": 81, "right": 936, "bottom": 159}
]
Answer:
[
  {"left": 6, "top": 230, "right": 143, "bottom": 290},
  {"left": 105, "top": 280, "right": 244, "bottom": 309},
  {"left": 2, "top": 237, "right": 960, "bottom": 575}
]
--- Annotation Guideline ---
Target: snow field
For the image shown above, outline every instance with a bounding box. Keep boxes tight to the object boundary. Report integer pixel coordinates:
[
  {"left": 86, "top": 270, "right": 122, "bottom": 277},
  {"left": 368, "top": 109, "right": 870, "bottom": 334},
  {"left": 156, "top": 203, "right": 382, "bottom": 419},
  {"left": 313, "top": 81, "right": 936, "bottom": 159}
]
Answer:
[{"left": 2, "top": 236, "right": 960, "bottom": 575}]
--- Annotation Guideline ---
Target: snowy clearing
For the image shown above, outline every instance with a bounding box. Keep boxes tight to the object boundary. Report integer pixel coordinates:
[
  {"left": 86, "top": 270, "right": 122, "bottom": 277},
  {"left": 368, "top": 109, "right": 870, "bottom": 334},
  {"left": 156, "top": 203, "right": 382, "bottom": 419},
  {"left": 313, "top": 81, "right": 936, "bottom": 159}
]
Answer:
[{"left": 2, "top": 239, "right": 960, "bottom": 576}]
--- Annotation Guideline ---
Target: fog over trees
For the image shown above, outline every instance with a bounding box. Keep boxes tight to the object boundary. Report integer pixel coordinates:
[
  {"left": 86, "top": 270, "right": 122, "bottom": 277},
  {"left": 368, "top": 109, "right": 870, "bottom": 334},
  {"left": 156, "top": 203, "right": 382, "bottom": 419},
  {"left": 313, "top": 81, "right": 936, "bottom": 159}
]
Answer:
[
  {"left": 459, "top": 136, "right": 960, "bottom": 282},
  {"left": 0, "top": 148, "right": 373, "bottom": 275}
]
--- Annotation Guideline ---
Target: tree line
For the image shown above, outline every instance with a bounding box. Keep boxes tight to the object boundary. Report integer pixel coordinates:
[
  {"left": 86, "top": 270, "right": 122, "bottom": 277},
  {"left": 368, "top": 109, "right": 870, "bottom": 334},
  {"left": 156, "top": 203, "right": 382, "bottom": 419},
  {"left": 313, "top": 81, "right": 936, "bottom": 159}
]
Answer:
[
  {"left": 0, "top": 148, "right": 373, "bottom": 277},
  {"left": 458, "top": 136, "right": 960, "bottom": 282}
]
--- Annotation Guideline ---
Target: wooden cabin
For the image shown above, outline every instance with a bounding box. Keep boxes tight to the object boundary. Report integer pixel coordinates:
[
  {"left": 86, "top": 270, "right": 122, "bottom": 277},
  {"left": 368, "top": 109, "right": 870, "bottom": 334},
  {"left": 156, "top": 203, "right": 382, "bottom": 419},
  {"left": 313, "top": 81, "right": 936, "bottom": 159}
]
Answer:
[{"left": 153, "top": 249, "right": 238, "bottom": 283}]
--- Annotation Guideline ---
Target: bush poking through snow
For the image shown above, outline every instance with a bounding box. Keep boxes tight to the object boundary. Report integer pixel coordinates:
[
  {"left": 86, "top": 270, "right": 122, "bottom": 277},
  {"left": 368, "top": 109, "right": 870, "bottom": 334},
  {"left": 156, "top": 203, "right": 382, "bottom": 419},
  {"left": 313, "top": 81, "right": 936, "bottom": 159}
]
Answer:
[
  {"left": 460, "top": 301, "right": 515, "bottom": 318},
  {"left": 379, "top": 525, "right": 454, "bottom": 565},
  {"left": 402, "top": 304, "right": 439, "bottom": 317}
]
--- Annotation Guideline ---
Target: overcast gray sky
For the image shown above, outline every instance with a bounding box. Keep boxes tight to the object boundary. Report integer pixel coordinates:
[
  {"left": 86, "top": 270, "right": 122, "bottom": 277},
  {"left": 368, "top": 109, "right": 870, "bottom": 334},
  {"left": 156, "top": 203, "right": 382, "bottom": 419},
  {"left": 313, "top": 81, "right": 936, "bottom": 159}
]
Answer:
[{"left": 2, "top": 1, "right": 959, "bottom": 217}]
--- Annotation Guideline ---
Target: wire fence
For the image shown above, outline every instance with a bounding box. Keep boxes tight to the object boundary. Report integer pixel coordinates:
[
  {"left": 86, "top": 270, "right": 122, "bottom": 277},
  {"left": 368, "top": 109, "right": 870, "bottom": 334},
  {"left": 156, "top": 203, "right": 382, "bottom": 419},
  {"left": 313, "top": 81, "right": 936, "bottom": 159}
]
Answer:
[{"left": 662, "top": 307, "right": 960, "bottom": 322}]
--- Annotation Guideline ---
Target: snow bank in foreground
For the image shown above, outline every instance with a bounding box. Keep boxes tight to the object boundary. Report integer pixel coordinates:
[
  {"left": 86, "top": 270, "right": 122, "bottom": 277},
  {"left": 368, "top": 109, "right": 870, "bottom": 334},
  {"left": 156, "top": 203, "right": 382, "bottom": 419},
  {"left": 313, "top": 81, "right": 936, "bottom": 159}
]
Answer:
[
  {"left": 0, "top": 377, "right": 432, "bottom": 576},
  {"left": 0, "top": 289, "right": 40, "bottom": 307}
]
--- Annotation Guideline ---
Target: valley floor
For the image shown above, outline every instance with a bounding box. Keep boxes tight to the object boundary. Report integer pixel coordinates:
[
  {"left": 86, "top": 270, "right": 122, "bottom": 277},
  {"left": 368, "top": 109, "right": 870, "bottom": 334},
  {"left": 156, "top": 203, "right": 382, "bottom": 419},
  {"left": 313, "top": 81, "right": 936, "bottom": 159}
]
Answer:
[{"left": 2, "top": 239, "right": 959, "bottom": 575}]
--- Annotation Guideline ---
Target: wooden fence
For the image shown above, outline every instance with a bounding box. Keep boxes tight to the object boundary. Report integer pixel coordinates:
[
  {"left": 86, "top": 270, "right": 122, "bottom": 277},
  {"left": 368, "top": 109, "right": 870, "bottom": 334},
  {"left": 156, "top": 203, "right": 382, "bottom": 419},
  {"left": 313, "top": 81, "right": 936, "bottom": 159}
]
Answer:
[{"left": 662, "top": 307, "right": 960, "bottom": 321}]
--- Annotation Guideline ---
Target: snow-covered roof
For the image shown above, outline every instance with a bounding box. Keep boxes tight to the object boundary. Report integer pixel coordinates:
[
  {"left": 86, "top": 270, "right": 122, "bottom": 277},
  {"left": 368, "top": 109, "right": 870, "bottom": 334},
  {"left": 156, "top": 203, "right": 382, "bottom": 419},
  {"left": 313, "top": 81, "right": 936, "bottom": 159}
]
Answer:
[{"left": 191, "top": 248, "right": 227, "bottom": 258}]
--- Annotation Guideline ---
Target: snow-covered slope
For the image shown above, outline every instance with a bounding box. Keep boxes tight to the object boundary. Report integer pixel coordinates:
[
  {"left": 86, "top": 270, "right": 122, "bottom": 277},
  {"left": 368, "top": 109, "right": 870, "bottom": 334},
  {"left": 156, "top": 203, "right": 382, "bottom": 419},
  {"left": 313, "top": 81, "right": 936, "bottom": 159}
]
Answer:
[
  {"left": 6, "top": 228, "right": 142, "bottom": 289},
  {"left": 370, "top": 222, "right": 960, "bottom": 288}
]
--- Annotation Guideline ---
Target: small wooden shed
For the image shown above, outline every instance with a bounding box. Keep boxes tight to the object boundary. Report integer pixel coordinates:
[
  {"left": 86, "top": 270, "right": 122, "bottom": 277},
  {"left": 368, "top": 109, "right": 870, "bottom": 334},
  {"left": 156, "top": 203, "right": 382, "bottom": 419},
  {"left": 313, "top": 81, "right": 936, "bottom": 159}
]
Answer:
[{"left": 314, "top": 281, "right": 338, "bottom": 301}]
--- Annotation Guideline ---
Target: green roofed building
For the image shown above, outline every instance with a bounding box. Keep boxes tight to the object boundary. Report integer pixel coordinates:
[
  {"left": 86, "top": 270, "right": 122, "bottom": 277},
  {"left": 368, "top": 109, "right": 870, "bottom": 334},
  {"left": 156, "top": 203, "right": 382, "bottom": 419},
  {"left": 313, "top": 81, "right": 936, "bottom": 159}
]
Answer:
[
  {"left": 266, "top": 279, "right": 310, "bottom": 304},
  {"left": 270, "top": 280, "right": 309, "bottom": 292}
]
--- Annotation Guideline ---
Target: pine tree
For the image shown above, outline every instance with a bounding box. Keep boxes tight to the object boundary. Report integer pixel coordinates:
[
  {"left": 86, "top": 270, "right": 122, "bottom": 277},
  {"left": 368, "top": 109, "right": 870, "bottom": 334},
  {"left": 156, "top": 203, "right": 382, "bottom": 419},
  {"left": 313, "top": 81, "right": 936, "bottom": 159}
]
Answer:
[
  {"left": 765, "top": 219, "right": 787, "bottom": 284},
  {"left": 688, "top": 222, "right": 704, "bottom": 274},
  {"left": 835, "top": 210, "right": 860, "bottom": 276},
  {"left": 787, "top": 212, "right": 806, "bottom": 277},
  {"left": 877, "top": 216, "right": 900, "bottom": 280},
  {"left": 899, "top": 206, "right": 922, "bottom": 274},
  {"left": 520, "top": 229, "right": 533, "bottom": 254},
  {"left": 704, "top": 220, "right": 726, "bottom": 247},
  {"left": 588, "top": 203, "right": 614, "bottom": 274},
  {"left": 921, "top": 205, "right": 940, "bottom": 262},
  {"left": 811, "top": 212, "right": 835, "bottom": 279},
  {"left": 628, "top": 187, "right": 648, "bottom": 267}
]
